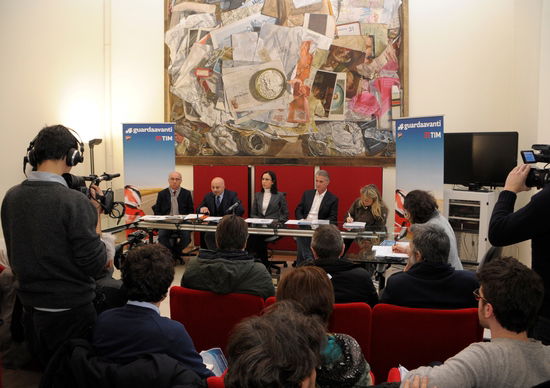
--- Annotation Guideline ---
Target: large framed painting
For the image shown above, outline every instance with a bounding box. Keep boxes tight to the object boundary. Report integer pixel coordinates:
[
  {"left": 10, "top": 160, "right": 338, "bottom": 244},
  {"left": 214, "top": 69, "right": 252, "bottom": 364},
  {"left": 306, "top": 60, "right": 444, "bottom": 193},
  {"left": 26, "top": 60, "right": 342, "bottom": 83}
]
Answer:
[{"left": 164, "top": 0, "right": 408, "bottom": 165}]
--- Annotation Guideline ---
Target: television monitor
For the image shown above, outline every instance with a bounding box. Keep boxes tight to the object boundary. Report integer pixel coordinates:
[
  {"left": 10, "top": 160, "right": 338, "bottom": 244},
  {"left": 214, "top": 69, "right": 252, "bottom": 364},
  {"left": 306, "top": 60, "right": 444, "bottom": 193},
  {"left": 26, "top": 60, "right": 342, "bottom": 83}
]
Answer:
[{"left": 444, "top": 132, "right": 518, "bottom": 190}]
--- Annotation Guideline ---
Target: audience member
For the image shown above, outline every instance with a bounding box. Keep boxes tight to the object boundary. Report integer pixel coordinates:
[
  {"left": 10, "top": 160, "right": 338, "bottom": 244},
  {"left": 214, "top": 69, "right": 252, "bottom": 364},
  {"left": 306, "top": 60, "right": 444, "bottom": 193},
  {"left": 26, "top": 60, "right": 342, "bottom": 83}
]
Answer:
[
  {"left": 380, "top": 224, "right": 478, "bottom": 309},
  {"left": 488, "top": 163, "right": 550, "bottom": 345},
  {"left": 247, "top": 170, "right": 289, "bottom": 266},
  {"left": 152, "top": 171, "right": 194, "bottom": 261},
  {"left": 181, "top": 215, "right": 275, "bottom": 298},
  {"left": 403, "top": 256, "right": 550, "bottom": 387},
  {"left": 295, "top": 170, "right": 339, "bottom": 264},
  {"left": 225, "top": 300, "right": 325, "bottom": 388},
  {"left": 394, "top": 190, "right": 463, "bottom": 270},
  {"left": 277, "top": 266, "right": 373, "bottom": 387},
  {"left": 92, "top": 244, "right": 213, "bottom": 379},
  {"left": 198, "top": 177, "right": 244, "bottom": 249},
  {"left": 1, "top": 125, "right": 110, "bottom": 365},
  {"left": 310, "top": 224, "right": 378, "bottom": 307},
  {"left": 344, "top": 184, "right": 388, "bottom": 255}
]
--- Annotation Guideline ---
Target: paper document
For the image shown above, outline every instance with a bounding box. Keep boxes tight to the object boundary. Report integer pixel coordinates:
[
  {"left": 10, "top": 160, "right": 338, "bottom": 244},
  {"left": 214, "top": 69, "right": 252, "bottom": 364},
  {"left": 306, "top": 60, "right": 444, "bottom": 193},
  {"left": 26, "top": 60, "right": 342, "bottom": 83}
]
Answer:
[
  {"left": 139, "top": 215, "right": 183, "bottom": 222},
  {"left": 245, "top": 218, "right": 275, "bottom": 224},
  {"left": 285, "top": 219, "right": 330, "bottom": 225},
  {"left": 184, "top": 214, "right": 206, "bottom": 220},
  {"left": 204, "top": 216, "right": 223, "bottom": 222},
  {"left": 398, "top": 365, "right": 409, "bottom": 380},
  {"left": 372, "top": 245, "right": 408, "bottom": 259},
  {"left": 343, "top": 221, "right": 366, "bottom": 228},
  {"left": 285, "top": 219, "right": 301, "bottom": 225},
  {"left": 200, "top": 347, "right": 228, "bottom": 377}
]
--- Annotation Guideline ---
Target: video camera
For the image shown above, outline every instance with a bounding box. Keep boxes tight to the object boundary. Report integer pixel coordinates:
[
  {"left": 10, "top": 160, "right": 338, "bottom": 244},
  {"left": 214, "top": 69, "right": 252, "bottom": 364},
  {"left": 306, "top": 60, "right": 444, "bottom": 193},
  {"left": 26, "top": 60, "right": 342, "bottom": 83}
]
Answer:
[
  {"left": 520, "top": 145, "right": 550, "bottom": 189},
  {"left": 63, "top": 172, "right": 123, "bottom": 216}
]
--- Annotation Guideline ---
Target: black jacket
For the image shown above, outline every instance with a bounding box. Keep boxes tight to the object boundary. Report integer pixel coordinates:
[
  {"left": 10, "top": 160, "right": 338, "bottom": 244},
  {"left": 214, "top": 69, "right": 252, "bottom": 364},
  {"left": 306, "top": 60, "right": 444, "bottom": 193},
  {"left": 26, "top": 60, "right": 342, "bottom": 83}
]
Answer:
[
  {"left": 153, "top": 187, "right": 194, "bottom": 216},
  {"left": 314, "top": 258, "right": 378, "bottom": 307},
  {"left": 380, "top": 261, "right": 479, "bottom": 309},
  {"left": 198, "top": 190, "right": 244, "bottom": 217},
  {"left": 41, "top": 339, "right": 206, "bottom": 388},
  {"left": 295, "top": 189, "right": 338, "bottom": 223},
  {"left": 489, "top": 186, "right": 550, "bottom": 319}
]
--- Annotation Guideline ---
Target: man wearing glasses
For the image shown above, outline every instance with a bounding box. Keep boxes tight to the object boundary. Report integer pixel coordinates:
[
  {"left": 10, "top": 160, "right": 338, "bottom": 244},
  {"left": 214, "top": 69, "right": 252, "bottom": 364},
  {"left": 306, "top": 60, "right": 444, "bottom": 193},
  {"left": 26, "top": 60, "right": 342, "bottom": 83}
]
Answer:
[
  {"left": 152, "top": 171, "right": 194, "bottom": 261},
  {"left": 403, "top": 256, "right": 550, "bottom": 387}
]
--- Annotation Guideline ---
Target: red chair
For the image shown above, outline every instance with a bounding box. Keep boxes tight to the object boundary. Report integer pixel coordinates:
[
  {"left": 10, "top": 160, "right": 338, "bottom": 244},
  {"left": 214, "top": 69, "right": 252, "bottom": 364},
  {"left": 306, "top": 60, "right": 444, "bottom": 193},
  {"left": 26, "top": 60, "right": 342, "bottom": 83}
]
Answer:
[
  {"left": 207, "top": 376, "right": 225, "bottom": 387},
  {"left": 169, "top": 286, "right": 265, "bottom": 352},
  {"left": 328, "top": 302, "right": 372, "bottom": 358},
  {"left": 369, "top": 304, "right": 483, "bottom": 381},
  {"left": 262, "top": 298, "right": 372, "bottom": 357}
]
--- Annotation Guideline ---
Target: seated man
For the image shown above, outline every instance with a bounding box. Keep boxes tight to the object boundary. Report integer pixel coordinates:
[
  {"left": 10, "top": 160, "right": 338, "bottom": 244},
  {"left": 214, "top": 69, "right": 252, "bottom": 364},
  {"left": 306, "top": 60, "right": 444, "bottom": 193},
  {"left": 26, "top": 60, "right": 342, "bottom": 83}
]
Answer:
[
  {"left": 92, "top": 244, "right": 213, "bottom": 380},
  {"left": 403, "top": 256, "right": 550, "bottom": 387},
  {"left": 380, "top": 224, "right": 478, "bottom": 309},
  {"left": 225, "top": 300, "right": 325, "bottom": 388},
  {"left": 181, "top": 215, "right": 275, "bottom": 299},
  {"left": 310, "top": 224, "right": 378, "bottom": 307},
  {"left": 152, "top": 171, "right": 194, "bottom": 261},
  {"left": 295, "top": 170, "right": 338, "bottom": 265},
  {"left": 198, "top": 177, "right": 244, "bottom": 250}
]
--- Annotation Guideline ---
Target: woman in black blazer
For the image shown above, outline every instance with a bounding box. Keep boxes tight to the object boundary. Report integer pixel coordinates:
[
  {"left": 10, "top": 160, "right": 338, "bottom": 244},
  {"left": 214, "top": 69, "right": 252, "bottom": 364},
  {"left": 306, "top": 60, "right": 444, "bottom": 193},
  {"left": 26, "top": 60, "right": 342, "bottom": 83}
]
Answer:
[{"left": 247, "top": 171, "right": 289, "bottom": 266}]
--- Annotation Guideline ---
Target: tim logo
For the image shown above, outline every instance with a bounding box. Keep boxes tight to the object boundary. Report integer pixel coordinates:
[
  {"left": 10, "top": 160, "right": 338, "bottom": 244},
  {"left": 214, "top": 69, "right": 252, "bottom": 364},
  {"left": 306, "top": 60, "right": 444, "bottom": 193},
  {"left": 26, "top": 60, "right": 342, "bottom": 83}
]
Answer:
[
  {"left": 424, "top": 131, "right": 441, "bottom": 139},
  {"left": 155, "top": 135, "right": 173, "bottom": 141}
]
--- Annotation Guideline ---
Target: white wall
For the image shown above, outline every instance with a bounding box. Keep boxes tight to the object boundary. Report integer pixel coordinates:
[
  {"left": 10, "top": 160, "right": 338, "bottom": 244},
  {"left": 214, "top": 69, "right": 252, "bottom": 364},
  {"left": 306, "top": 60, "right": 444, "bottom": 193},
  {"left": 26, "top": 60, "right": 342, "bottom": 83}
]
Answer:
[{"left": 1, "top": 0, "right": 549, "bottom": 264}]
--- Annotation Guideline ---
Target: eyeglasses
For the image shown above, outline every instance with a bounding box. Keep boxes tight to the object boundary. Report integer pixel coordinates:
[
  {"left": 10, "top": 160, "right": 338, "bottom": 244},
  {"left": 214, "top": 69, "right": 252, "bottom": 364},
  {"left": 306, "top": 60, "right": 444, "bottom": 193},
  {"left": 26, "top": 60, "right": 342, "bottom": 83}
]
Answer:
[{"left": 473, "top": 288, "right": 490, "bottom": 304}]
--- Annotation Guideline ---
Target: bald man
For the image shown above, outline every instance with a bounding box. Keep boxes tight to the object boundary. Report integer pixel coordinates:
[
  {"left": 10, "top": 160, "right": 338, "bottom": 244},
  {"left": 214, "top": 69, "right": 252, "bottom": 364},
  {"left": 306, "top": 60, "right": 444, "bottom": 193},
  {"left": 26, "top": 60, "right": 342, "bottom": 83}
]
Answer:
[
  {"left": 198, "top": 177, "right": 244, "bottom": 249},
  {"left": 152, "top": 171, "right": 194, "bottom": 260}
]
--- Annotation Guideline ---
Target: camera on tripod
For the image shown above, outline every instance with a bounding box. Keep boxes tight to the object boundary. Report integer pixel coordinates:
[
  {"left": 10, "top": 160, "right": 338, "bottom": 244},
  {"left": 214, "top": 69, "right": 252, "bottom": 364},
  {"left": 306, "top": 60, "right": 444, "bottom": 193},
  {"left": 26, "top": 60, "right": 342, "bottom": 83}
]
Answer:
[
  {"left": 63, "top": 172, "right": 121, "bottom": 213},
  {"left": 521, "top": 145, "right": 550, "bottom": 189}
]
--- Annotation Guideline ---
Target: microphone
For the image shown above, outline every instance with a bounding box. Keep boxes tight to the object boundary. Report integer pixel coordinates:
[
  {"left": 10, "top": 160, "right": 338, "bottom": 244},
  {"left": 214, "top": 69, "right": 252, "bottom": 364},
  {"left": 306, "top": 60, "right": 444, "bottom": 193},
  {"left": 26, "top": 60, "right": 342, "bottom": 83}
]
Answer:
[
  {"left": 95, "top": 173, "right": 121, "bottom": 183},
  {"left": 226, "top": 200, "right": 241, "bottom": 214}
]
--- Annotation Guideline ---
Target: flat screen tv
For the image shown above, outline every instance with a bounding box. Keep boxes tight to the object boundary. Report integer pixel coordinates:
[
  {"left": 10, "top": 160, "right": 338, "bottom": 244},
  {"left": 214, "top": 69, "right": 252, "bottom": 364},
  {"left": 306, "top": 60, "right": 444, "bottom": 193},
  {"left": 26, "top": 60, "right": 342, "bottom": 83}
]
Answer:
[{"left": 444, "top": 132, "right": 518, "bottom": 190}]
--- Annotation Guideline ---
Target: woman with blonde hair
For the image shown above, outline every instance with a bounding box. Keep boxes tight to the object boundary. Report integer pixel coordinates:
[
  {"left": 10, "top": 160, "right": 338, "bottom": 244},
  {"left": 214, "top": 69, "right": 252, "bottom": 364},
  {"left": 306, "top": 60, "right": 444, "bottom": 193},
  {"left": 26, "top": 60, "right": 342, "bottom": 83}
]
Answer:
[
  {"left": 344, "top": 184, "right": 388, "bottom": 255},
  {"left": 277, "top": 266, "right": 373, "bottom": 387}
]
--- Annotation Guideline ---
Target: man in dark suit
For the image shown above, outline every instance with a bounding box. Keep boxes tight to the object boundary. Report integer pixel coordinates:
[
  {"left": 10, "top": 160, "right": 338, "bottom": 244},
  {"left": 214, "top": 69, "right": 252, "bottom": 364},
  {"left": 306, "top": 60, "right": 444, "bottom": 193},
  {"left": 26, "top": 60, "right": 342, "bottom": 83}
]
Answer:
[
  {"left": 92, "top": 244, "right": 213, "bottom": 380},
  {"left": 295, "top": 170, "right": 338, "bottom": 264},
  {"left": 198, "top": 177, "right": 244, "bottom": 249},
  {"left": 380, "top": 224, "right": 479, "bottom": 309},
  {"left": 152, "top": 171, "right": 194, "bottom": 261}
]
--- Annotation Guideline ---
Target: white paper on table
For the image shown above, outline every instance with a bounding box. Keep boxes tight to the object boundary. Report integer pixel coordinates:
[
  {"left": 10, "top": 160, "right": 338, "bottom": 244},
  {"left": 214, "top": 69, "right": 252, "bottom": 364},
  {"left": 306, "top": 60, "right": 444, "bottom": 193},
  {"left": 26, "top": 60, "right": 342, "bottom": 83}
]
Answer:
[
  {"left": 311, "top": 219, "right": 330, "bottom": 225},
  {"left": 285, "top": 219, "right": 302, "bottom": 225},
  {"left": 372, "top": 245, "right": 408, "bottom": 259},
  {"left": 343, "top": 221, "right": 366, "bottom": 228},
  {"left": 245, "top": 218, "right": 275, "bottom": 224},
  {"left": 184, "top": 214, "right": 204, "bottom": 220},
  {"left": 140, "top": 215, "right": 168, "bottom": 221},
  {"left": 204, "top": 216, "right": 223, "bottom": 222}
]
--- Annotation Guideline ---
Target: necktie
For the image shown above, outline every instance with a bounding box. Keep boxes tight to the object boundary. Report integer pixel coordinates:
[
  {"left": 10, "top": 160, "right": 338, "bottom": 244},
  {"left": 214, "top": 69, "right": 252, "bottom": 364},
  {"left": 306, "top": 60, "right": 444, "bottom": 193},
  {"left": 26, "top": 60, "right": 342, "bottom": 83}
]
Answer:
[
  {"left": 215, "top": 195, "right": 221, "bottom": 208},
  {"left": 170, "top": 190, "right": 178, "bottom": 215}
]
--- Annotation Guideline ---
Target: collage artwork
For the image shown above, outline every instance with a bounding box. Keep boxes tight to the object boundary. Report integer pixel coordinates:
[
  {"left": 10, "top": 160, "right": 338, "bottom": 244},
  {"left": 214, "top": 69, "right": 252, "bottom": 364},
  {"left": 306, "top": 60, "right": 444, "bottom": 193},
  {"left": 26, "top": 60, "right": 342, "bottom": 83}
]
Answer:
[{"left": 165, "top": 0, "right": 403, "bottom": 161}]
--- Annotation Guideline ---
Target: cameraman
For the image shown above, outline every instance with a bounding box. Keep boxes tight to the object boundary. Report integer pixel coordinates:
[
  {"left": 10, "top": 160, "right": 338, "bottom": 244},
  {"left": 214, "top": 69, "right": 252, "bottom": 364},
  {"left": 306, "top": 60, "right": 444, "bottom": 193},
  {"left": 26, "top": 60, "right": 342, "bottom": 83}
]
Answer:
[
  {"left": 1, "top": 125, "right": 113, "bottom": 365},
  {"left": 488, "top": 163, "right": 550, "bottom": 345}
]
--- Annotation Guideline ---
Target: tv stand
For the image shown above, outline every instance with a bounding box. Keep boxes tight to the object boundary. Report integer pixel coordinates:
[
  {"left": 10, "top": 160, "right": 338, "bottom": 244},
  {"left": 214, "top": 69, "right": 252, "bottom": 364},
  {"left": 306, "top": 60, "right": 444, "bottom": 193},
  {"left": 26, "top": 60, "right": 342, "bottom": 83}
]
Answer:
[{"left": 443, "top": 190, "right": 498, "bottom": 263}]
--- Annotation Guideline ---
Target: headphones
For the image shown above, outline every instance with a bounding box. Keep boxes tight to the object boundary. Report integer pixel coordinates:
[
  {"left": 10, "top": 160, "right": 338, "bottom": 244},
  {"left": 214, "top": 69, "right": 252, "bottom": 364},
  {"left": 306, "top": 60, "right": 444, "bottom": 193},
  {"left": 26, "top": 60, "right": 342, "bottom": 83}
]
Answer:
[{"left": 25, "top": 126, "right": 85, "bottom": 172}]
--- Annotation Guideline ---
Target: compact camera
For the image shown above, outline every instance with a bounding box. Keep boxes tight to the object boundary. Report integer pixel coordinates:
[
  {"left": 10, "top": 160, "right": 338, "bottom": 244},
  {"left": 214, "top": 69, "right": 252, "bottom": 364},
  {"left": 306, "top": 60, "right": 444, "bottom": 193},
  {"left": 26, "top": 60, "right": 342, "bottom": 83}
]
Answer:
[{"left": 520, "top": 145, "right": 550, "bottom": 189}]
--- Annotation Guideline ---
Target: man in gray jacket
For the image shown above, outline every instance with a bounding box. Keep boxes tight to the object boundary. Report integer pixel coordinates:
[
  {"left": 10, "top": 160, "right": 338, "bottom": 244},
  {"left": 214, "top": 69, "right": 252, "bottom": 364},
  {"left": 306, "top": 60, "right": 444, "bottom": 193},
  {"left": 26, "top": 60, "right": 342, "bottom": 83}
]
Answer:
[
  {"left": 181, "top": 215, "right": 274, "bottom": 299},
  {"left": 402, "top": 256, "right": 550, "bottom": 387}
]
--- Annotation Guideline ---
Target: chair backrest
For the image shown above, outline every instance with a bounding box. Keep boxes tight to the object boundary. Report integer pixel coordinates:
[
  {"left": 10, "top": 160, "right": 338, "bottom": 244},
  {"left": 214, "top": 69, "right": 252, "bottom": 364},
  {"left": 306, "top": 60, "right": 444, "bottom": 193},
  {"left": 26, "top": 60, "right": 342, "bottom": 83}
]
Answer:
[
  {"left": 328, "top": 302, "right": 372, "bottom": 358},
  {"left": 369, "top": 303, "right": 483, "bottom": 381},
  {"left": 170, "top": 286, "right": 265, "bottom": 352},
  {"left": 207, "top": 376, "right": 225, "bottom": 388},
  {"left": 263, "top": 298, "right": 371, "bottom": 357}
]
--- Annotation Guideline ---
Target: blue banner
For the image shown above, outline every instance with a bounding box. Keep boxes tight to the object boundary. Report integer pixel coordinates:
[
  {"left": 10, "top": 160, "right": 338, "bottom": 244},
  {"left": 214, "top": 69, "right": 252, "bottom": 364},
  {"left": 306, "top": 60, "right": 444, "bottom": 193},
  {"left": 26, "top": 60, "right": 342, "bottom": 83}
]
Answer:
[
  {"left": 122, "top": 123, "right": 175, "bottom": 189},
  {"left": 394, "top": 116, "right": 444, "bottom": 232}
]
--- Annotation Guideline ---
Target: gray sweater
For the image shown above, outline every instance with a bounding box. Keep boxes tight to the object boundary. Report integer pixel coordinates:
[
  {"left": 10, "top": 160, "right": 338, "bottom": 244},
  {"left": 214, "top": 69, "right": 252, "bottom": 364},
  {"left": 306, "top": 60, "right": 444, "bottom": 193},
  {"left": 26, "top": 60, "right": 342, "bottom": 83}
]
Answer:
[
  {"left": 422, "top": 211, "right": 463, "bottom": 270},
  {"left": 402, "top": 338, "right": 550, "bottom": 388},
  {"left": 1, "top": 180, "right": 106, "bottom": 308}
]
